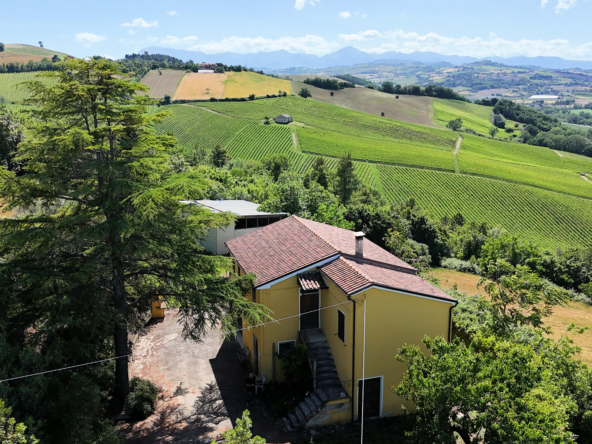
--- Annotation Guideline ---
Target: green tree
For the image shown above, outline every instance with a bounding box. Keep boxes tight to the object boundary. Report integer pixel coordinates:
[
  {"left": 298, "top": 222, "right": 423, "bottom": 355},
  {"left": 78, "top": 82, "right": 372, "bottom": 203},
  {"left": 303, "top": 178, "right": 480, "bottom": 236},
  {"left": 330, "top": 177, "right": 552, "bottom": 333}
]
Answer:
[
  {"left": 478, "top": 263, "right": 569, "bottom": 330},
  {"left": 489, "top": 126, "right": 499, "bottom": 137},
  {"left": 248, "top": 94, "right": 255, "bottom": 100},
  {"left": 308, "top": 156, "right": 329, "bottom": 189},
  {"left": 334, "top": 152, "right": 358, "bottom": 205},
  {"left": 298, "top": 88, "right": 311, "bottom": 98},
  {"left": 51, "top": 55, "right": 59, "bottom": 63},
  {"left": 395, "top": 336, "right": 576, "bottom": 444},
  {"left": 0, "top": 399, "right": 39, "bottom": 444},
  {"left": 162, "top": 94, "right": 171, "bottom": 105},
  {"left": 211, "top": 144, "right": 229, "bottom": 167},
  {"left": 0, "top": 106, "right": 24, "bottom": 174},
  {"left": 215, "top": 410, "right": 265, "bottom": 444},
  {"left": 447, "top": 118, "right": 463, "bottom": 131},
  {"left": 381, "top": 81, "right": 395, "bottom": 94},
  {"left": 0, "top": 43, "right": 5, "bottom": 53},
  {"left": 262, "top": 154, "right": 289, "bottom": 181},
  {"left": 0, "top": 59, "right": 268, "bottom": 399}
]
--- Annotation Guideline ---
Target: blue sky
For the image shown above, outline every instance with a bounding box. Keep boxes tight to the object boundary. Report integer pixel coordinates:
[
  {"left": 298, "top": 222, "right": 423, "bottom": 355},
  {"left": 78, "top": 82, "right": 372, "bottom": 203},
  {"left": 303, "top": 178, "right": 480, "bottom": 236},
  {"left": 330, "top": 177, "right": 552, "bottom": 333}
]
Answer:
[{"left": 2, "top": 0, "right": 592, "bottom": 60}]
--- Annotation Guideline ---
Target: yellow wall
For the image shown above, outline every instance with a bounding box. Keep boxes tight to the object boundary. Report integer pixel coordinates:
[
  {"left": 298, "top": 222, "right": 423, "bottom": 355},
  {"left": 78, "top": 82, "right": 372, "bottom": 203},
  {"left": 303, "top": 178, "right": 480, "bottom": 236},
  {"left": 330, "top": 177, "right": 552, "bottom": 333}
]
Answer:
[
  {"left": 350, "top": 287, "right": 452, "bottom": 419},
  {"left": 242, "top": 276, "right": 301, "bottom": 383},
  {"left": 234, "top": 257, "right": 453, "bottom": 422}
]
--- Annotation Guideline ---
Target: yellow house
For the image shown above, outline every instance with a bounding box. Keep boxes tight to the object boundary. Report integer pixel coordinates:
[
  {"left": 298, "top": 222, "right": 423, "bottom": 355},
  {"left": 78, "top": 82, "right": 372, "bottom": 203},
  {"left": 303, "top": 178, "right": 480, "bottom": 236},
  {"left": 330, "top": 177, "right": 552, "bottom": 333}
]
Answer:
[{"left": 226, "top": 216, "right": 457, "bottom": 430}]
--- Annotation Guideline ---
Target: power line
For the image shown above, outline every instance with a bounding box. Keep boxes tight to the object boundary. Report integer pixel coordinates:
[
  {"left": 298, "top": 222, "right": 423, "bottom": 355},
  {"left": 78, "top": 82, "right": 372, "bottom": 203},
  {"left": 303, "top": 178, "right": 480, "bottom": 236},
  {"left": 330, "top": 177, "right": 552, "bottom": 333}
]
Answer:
[
  {"left": 0, "top": 355, "right": 132, "bottom": 384},
  {"left": 1, "top": 299, "right": 352, "bottom": 381}
]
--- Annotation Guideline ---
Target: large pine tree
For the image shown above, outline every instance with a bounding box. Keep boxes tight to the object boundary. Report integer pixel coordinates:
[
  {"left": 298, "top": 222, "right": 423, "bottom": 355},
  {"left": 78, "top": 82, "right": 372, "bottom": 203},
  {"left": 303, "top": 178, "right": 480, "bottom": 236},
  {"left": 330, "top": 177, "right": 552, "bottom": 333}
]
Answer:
[{"left": 0, "top": 59, "right": 269, "bottom": 398}]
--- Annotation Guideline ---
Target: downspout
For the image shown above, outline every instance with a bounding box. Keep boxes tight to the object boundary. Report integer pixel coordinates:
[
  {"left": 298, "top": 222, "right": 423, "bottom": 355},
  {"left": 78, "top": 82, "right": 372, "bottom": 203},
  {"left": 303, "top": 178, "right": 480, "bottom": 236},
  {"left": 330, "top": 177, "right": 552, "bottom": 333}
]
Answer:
[
  {"left": 448, "top": 301, "right": 458, "bottom": 342},
  {"left": 350, "top": 296, "right": 356, "bottom": 423}
]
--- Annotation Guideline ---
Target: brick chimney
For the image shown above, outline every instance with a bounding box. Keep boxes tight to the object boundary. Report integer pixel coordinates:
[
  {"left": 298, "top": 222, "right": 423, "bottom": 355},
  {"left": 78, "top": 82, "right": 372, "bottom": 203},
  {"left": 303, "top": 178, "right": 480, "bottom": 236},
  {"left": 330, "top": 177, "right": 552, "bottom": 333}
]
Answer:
[{"left": 354, "top": 232, "right": 365, "bottom": 258}]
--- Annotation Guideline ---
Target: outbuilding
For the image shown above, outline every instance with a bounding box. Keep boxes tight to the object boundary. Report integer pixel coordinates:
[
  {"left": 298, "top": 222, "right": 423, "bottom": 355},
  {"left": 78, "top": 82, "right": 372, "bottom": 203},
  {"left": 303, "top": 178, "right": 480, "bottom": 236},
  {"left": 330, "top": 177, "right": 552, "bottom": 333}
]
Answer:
[
  {"left": 275, "top": 114, "right": 293, "bottom": 124},
  {"left": 180, "top": 199, "right": 286, "bottom": 255}
]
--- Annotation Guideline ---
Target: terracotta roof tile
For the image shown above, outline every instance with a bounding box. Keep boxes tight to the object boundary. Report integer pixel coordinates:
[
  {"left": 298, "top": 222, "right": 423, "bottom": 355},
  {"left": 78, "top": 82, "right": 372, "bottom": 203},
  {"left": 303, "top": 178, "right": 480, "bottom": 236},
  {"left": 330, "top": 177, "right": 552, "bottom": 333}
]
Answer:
[
  {"left": 297, "top": 270, "right": 328, "bottom": 291},
  {"left": 321, "top": 257, "right": 455, "bottom": 301},
  {"left": 226, "top": 216, "right": 455, "bottom": 303}
]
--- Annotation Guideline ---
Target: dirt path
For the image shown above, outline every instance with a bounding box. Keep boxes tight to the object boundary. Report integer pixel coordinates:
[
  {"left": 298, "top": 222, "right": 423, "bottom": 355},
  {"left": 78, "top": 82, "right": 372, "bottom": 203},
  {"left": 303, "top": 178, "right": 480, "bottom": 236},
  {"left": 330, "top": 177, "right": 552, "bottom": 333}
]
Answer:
[
  {"left": 453, "top": 136, "right": 463, "bottom": 174},
  {"left": 581, "top": 174, "right": 592, "bottom": 184},
  {"left": 554, "top": 150, "right": 564, "bottom": 157},
  {"left": 292, "top": 132, "right": 298, "bottom": 151}
]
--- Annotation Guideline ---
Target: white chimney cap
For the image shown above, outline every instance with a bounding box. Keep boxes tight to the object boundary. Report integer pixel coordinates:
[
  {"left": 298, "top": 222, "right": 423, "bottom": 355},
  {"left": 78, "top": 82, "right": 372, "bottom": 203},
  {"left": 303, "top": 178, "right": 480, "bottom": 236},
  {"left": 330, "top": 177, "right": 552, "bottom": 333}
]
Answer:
[{"left": 354, "top": 232, "right": 365, "bottom": 238}]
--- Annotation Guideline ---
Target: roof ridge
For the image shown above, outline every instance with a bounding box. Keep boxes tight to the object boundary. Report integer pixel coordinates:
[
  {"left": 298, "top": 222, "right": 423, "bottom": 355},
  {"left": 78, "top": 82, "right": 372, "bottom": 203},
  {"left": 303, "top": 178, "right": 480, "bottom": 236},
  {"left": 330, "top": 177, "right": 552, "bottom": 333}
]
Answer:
[
  {"left": 293, "top": 215, "right": 339, "bottom": 253},
  {"left": 338, "top": 256, "right": 373, "bottom": 285}
]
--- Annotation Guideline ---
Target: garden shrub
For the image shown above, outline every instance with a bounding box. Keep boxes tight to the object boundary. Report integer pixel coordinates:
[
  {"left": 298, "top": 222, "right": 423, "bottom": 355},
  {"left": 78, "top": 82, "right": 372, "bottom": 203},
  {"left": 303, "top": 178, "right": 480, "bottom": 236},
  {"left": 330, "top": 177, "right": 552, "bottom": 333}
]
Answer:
[
  {"left": 124, "top": 377, "right": 159, "bottom": 420},
  {"left": 441, "top": 257, "right": 481, "bottom": 274}
]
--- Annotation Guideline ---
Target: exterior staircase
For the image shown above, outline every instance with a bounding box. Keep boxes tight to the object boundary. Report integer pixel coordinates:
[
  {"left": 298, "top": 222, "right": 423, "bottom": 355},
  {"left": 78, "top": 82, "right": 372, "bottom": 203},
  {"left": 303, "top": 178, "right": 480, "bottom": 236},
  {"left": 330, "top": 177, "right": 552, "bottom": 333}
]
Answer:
[{"left": 281, "top": 330, "right": 349, "bottom": 430}]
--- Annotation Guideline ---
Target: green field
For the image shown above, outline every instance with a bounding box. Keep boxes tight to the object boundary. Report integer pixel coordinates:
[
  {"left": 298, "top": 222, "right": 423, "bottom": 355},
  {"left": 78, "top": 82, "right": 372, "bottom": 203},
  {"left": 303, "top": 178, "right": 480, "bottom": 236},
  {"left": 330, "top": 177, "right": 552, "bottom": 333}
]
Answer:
[
  {"left": 378, "top": 165, "right": 592, "bottom": 250},
  {"left": 153, "top": 98, "right": 592, "bottom": 251},
  {"left": 4, "top": 44, "right": 70, "bottom": 58},
  {"left": 432, "top": 98, "right": 520, "bottom": 139},
  {"left": 0, "top": 72, "right": 53, "bottom": 103}
]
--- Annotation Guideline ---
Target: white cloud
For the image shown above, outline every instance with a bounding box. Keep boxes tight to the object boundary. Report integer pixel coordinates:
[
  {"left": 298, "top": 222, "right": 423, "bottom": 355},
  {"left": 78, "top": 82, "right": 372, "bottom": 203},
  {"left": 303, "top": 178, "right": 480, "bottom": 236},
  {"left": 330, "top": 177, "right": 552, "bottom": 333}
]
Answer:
[
  {"left": 339, "top": 11, "right": 351, "bottom": 19},
  {"left": 127, "top": 30, "right": 135, "bottom": 35},
  {"left": 122, "top": 18, "right": 158, "bottom": 28},
  {"left": 555, "top": 0, "right": 578, "bottom": 10},
  {"left": 188, "top": 34, "right": 338, "bottom": 55},
  {"left": 339, "top": 30, "right": 381, "bottom": 41},
  {"left": 166, "top": 10, "right": 177, "bottom": 16},
  {"left": 364, "top": 29, "right": 592, "bottom": 60},
  {"left": 75, "top": 32, "right": 106, "bottom": 46},
  {"left": 541, "top": 0, "right": 582, "bottom": 11},
  {"left": 161, "top": 35, "right": 198, "bottom": 45},
  {"left": 294, "top": 0, "right": 319, "bottom": 10},
  {"left": 146, "top": 36, "right": 158, "bottom": 42}
]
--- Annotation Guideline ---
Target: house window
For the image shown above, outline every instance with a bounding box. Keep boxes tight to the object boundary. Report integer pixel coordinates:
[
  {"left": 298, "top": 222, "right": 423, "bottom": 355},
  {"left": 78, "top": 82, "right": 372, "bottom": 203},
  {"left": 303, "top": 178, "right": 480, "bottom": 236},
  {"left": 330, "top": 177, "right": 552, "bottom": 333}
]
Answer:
[
  {"left": 278, "top": 340, "right": 296, "bottom": 356},
  {"left": 338, "top": 309, "right": 345, "bottom": 343},
  {"left": 235, "top": 218, "right": 247, "bottom": 230},
  {"left": 247, "top": 218, "right": 258, "bottom": 229}
]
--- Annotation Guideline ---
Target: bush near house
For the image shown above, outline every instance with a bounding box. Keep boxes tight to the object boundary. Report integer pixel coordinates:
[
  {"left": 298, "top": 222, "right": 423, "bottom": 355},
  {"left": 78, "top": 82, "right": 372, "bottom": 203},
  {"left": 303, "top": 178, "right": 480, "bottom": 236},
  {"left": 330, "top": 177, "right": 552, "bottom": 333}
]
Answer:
[{"left": 124, "top": 377, "right": 160, "bottom": 421}]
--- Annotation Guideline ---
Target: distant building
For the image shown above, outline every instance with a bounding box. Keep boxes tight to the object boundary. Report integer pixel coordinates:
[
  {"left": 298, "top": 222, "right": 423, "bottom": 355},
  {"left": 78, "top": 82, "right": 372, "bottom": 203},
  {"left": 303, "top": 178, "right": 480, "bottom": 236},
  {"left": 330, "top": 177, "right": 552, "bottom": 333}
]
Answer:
[
  {"left": 198, "top": 62, "right": 217, "bottom": 69},
  {"left": 198, "top": 70, "right": 215, "bottom": 73},
  {"left": 275, "top": 114, "right": 293, "bottom": 124},
  {"left": 529, "top": 95, "right": 559, "bottom": 100},
  {"left": 179, "top": 200, "right": 286, "bottom": 255}
]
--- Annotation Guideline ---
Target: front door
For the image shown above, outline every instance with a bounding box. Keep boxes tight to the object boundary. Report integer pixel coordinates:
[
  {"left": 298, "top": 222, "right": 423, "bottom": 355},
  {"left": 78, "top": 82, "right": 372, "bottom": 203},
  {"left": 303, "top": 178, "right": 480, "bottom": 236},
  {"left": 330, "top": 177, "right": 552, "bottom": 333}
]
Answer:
[
  {"left": 300, "top": 291, "right": 320, "bottom": 330},
  {"left": 358, "top": 377, "right": 382, "bottom": 419},
  {"left": 252, "top": 334, "right": 259, "bottom": 375}
]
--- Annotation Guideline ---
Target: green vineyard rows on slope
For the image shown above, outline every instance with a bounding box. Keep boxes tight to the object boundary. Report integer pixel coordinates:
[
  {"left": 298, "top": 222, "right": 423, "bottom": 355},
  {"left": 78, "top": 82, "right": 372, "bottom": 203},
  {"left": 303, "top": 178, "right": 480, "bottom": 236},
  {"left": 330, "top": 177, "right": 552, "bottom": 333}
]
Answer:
[
  {"left": 0, "top": 72, "right": 54, "bottom": 103},
  {"left": 200, "top": 97, "right": 458, "bottom": 150},
  {"left": 378, "top": 164, "right": 592, "bottom": 251},
  {"left": 433, "top": 98, "right": 493, "bottom": 120}
]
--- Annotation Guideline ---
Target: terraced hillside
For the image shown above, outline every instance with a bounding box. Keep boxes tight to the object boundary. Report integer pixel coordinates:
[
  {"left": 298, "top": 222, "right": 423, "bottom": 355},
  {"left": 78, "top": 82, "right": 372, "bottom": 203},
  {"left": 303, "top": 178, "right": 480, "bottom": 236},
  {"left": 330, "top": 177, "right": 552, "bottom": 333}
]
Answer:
[{"left": 155, "top": 98, "right": 592, "bottom": 250}]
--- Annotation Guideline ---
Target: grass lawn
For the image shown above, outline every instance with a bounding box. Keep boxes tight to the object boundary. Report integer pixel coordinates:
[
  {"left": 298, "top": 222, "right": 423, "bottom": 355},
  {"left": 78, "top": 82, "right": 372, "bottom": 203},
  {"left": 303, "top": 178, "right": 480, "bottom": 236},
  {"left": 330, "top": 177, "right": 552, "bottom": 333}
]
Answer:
[{"left": 430, "top": 267, "right": 592, "bottom": 365}]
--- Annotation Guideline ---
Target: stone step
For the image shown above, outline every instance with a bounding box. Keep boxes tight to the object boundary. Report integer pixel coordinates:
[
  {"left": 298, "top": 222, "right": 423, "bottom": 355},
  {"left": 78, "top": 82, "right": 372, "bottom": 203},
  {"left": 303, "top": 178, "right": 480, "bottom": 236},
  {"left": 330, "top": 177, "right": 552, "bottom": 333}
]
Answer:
[
  {"left": 310, "top": 352, "right": 333, "bottom": 362},
  {"left": 299, "top": 401, "right": 311, "bottom": 418},
  {"left": 282, "top": 416, "right": 293, "bottom": 431},
  {"left": 316, "top": 359, "right": 334, "bottom": 367},
  {"left": 310, "top": 393, "right": 323, "bottom": 408},
  {"left": 305, "top": 396, "right": 317, "bottom": 413},
  {"left": 288, "top": 412, "right": 300, "bottom": 428},
  {"left": 315, "top": 387, "right": 328, "bottom": 402},
  {"left": 294, "top": 406, "right": 305, "bottom": 424},
  {"left": 318, "top": 379, "right": 341, "bottom": 388}
]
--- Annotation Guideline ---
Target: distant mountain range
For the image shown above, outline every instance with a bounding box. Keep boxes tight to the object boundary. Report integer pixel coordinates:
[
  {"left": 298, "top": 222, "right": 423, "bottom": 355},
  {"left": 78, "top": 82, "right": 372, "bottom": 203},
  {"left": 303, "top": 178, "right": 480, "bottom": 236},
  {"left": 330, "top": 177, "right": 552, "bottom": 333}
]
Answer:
[{"left": 140, "top": 45, "right": 592, "bottom": 71}]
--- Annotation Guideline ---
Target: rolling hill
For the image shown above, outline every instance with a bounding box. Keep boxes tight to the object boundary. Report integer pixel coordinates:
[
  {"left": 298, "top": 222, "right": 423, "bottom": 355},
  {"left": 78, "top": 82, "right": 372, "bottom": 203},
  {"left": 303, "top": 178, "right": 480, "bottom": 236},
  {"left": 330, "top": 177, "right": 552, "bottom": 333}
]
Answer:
[
  {"left": 0, "top": 44, "right": 69, "bottom": 64},
  {"left": 139, "top": 70, "right": 292, "bottom": 100},
  {"left": 152, "top": 97, "right": 592, "bottom": 251}
]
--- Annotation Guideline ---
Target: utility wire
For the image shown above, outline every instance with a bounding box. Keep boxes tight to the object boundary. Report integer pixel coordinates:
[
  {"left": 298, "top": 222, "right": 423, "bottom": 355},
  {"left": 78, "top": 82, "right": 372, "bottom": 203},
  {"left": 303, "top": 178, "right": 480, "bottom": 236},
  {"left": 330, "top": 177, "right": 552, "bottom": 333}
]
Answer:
[
  {"left": 1, "top": 299, "right": 352, "bottom": 381},
  {"left": 0, "top": 355, "right": 132, "bottom": 383}
]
